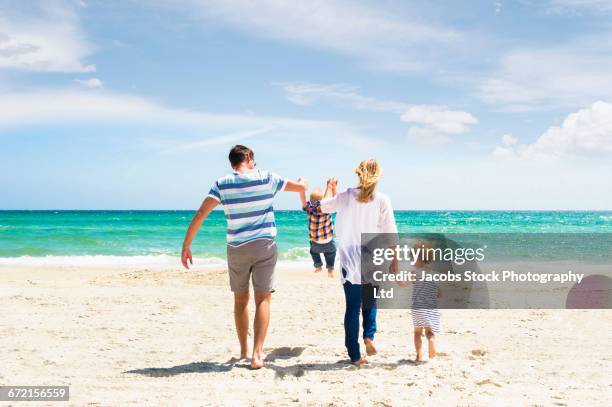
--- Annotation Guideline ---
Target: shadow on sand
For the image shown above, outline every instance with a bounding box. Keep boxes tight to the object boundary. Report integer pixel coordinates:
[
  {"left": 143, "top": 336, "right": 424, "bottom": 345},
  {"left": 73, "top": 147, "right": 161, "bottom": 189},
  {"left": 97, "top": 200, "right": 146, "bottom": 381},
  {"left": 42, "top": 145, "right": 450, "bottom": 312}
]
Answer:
[
  {"left": 124, "top": 360, "right": 238, "bottom": 377},
  {"left": 125, "top": 346, "right": 412, "bottom": 378}
]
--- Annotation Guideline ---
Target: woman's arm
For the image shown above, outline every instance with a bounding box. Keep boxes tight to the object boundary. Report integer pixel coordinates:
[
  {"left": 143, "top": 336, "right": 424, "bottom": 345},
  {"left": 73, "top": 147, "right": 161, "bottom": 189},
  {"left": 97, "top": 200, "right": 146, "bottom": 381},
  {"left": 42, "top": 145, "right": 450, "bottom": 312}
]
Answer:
[
  {"left": 181, "top": 196, "right": 219, "bottom": 269},
  {"left": 320, "top": 178, "right": 341, "bottom": 214},
  {"left": 323, "top": 177, "right": 337, "bottom": 199}
]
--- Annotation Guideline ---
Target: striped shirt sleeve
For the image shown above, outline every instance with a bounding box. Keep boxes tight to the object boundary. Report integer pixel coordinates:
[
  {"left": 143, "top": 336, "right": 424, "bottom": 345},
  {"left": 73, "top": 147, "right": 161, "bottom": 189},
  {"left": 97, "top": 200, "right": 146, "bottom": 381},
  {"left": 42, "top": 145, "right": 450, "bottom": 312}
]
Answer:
[
  {"left": 207, "top": 181, "right": 221, "bottom": 202},
  {"left": 270, "top": 172, "right": 287, "bottom": 196}
]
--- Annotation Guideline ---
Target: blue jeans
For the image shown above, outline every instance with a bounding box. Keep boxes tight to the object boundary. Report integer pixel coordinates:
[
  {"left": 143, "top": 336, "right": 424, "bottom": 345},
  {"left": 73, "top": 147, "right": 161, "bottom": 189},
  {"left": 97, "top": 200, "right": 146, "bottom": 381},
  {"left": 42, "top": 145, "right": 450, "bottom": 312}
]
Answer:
[
  {"left": 310, "top": 240, "right": 336, "bottom": 269},
  {"left": 343, "top": 273, "right": 377, "bottom": 363}
]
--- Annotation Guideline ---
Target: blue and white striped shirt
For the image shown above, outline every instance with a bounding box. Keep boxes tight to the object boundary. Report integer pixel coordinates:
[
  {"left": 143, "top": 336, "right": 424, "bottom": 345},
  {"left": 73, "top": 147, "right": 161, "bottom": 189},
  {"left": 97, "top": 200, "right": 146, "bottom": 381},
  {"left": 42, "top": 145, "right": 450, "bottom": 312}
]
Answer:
[{"left": 207, "top": 169, "right": 286, "bottom": 246}]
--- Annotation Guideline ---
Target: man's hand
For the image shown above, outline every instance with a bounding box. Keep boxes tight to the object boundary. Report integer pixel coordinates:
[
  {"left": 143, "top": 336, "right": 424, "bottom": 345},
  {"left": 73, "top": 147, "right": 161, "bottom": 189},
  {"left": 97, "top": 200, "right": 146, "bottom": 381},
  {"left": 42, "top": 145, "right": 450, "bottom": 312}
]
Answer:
[
  {"left": 181, "top": 246, "right": 193, "bottom": 270},
  {"left": 180, "top": 196, "right": 218, "bottom": 270},
  {"left": 296, "top": 177, "right": 308, "bottom": 190}
]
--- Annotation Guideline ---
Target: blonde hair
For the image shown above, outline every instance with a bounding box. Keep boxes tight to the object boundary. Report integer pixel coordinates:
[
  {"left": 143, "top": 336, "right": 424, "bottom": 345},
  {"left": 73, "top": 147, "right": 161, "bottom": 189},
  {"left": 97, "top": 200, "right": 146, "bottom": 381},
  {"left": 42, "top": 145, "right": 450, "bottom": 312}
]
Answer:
[
  {"left": 310, "top": 188, "right": 324, "bottom": 204},
  {"left": 355, "top": 158, "right": 382, "bottom": 203}
]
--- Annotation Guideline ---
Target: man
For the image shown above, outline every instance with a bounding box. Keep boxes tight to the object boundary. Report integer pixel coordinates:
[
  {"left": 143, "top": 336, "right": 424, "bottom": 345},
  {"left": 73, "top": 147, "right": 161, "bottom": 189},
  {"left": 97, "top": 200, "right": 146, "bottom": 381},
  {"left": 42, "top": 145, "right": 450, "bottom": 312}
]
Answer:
[{"left": 181, "top": 145, "right": 307, "bottom": 369}]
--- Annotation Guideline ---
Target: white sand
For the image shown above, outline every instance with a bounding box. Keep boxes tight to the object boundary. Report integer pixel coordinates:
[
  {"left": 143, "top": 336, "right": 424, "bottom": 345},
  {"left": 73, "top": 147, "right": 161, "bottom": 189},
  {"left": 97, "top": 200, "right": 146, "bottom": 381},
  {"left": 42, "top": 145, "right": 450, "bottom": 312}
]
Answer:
[{"left": 1, "top": 264, "right": 610, "bottom": 406}]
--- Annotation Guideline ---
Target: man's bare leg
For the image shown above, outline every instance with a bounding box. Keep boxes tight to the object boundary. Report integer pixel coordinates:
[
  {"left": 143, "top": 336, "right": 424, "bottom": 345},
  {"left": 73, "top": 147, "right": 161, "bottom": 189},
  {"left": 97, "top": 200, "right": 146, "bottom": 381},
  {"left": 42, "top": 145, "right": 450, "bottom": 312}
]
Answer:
[
  {"left": 233, "top": 291, "right": 250, "bottom": 359},
  {"left": 251, "top": 290, "right": 271, "bottom": 369}
]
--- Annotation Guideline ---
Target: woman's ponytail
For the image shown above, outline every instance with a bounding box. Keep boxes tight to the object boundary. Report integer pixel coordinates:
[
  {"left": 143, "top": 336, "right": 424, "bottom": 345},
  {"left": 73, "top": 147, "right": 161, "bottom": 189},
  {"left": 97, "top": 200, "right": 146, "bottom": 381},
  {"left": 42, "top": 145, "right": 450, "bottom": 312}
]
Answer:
[{"left": 355, "top": 158, "right": 382, "bottom": 203}]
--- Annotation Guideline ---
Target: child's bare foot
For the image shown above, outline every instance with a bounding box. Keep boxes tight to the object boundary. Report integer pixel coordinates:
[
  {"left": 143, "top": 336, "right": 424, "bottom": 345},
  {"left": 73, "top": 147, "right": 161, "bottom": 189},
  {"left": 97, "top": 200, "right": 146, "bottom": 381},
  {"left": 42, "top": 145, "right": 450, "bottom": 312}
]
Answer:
[
  {"left": 364, "top": 338, "right": 377, "bottom": 356},
  {"left": 250, "top": 351, "right": 264, "bottom": 369},
  {"left": 327, "top": 269, "right": 334, "bottom": 277},
  {"left": 350, "top": 358, "right": 368, "bottom": 367},
  {"left": 415, "top": 351, "right": 424, "bottom": 362},
  {"left": 428, "top": 340, "right": 437, "bottom": 359},
  {"left": 426, "top": 329, "right": 436, "bottom": 359},
  {"left": 314, "top": 267, "right": 322, "bottom": 273}
]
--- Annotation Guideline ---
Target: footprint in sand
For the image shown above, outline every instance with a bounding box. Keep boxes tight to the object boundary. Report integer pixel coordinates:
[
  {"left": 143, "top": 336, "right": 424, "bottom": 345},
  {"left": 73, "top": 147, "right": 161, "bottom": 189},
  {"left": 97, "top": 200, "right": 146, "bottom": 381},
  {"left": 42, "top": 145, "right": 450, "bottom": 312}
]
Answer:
[{"left": 476, "top": 378, "right": 501, "bottom": 387}]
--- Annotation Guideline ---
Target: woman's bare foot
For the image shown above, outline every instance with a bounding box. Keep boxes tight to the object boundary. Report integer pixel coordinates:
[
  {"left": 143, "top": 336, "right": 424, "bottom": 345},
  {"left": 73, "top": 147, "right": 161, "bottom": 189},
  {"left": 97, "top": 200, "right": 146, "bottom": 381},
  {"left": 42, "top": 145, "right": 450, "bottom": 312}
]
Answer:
[
  {"left": 314, "top": 267, "right": 322, "bottom": 273},
  {"left": 364, "top": 338, "right": 377, "bottom": 356},
  {"left": 250, "top": 352, "right": 264, "bottom": 369},
  {"left": 350, "top": 358, "right": 368, "bottom": 367},
  {"left": 327, "top": 269, "right": 334, "bottom": 278}
]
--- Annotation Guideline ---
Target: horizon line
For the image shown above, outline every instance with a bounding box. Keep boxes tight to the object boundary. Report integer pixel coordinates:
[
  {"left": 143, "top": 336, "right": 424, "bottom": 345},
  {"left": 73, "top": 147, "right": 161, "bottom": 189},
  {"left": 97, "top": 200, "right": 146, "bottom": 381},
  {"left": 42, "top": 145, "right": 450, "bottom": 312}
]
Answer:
[{"left": 1, "top": 209, "right": 612, "bottom": 212}]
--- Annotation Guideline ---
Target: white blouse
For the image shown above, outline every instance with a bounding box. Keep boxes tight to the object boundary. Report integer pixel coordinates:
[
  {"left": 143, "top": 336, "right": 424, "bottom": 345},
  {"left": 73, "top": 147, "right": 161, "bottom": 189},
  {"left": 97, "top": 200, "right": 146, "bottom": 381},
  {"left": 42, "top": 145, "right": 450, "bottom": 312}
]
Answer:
[{"left": 321, "top": 188, "right": 398, "bottom": 285}]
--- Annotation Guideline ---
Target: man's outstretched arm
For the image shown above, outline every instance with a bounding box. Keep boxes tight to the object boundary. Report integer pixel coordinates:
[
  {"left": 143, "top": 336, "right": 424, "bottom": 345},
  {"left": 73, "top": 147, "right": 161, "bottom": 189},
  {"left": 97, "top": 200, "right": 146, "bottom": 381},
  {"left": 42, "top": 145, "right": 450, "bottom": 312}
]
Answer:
[
  {"left": 181, "top": 196, "right": 219, "bottom": 269},
  {"left": 283, "top": 178, "right": 308, "bottom": 193},
  {"left": 295, "top": 177, "right": 308, "bottom": 208}
]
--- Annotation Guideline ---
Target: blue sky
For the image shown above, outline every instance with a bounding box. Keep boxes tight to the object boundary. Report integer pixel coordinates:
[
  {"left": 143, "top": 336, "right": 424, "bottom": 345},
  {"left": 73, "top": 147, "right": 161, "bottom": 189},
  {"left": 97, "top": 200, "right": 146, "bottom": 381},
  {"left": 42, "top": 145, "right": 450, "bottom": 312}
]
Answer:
[{"left": 1, "top": 0, "right": 611, "bottom": 210}]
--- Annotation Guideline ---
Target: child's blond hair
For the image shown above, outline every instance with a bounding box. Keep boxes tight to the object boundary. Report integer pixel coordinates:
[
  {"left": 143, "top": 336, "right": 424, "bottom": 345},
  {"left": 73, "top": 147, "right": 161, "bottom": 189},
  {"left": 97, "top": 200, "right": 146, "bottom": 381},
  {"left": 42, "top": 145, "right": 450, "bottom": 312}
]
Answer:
[{"left": 310, "top": 188, "right": 324, "bottom": 204}]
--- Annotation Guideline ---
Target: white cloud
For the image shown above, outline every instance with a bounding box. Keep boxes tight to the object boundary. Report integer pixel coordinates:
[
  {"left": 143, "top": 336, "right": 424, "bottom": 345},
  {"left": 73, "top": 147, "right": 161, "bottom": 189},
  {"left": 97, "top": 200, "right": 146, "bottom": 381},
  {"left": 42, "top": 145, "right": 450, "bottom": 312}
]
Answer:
[
  {"left": 162, "top": 0, "right": 465, "bottom": 72},
  {"left": 0, "top": 88, "right": 354, "bottom": 135},
  {"left": 478, "top": 34, "right": 612, "bottom": 111},
  {"left": 401, "top": 105, "right": 478, "bottom": 144},
  {"left": 0, "top": 87, "right": 376, "bottom": 155},
  {"left": 74, "top": 78, "right": 103, "bottom": 88},
  {"left": 547, "top": 0, "right": 612, "bottom": 13},
  {"left": 502, "top": 133, "right": 518, "bottom": 146},
  {"left": 492, "top": 101, "right": 612, "bottom": 159},
  {"left": 279, "top": 82, "right": 408, "bottom": 113},
  {"left": 0, "top": 1, "right": 94, "bottom": 72},
  {"left": 160, "top": 127, "right": 276, "bottom": 154},
  {"left": 280, "top": 81, "right": 477, "bottom": 145}
]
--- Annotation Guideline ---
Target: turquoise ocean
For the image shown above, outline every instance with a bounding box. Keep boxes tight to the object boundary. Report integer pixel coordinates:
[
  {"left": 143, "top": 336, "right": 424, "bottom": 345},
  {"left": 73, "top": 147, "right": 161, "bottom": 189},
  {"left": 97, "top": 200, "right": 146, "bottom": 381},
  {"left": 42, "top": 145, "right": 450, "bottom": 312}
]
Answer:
[{"left": 1, "top": 210, "right": 612, "bottom": 266}]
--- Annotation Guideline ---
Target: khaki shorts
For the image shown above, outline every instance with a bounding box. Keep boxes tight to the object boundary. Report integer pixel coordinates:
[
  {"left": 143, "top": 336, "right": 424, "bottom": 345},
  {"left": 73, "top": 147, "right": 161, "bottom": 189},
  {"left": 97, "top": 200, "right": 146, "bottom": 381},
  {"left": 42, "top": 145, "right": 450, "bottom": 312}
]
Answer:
[{"left": 227, "top": 238, "right": 278, "bottom": 292}]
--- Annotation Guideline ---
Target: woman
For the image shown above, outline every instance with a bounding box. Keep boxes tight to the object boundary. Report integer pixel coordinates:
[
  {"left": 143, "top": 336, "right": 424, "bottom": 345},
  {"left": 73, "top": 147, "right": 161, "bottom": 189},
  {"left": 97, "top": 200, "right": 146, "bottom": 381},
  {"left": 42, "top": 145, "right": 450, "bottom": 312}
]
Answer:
[{"left": 320, "top": 158, "right": 398, "bottom": 366}]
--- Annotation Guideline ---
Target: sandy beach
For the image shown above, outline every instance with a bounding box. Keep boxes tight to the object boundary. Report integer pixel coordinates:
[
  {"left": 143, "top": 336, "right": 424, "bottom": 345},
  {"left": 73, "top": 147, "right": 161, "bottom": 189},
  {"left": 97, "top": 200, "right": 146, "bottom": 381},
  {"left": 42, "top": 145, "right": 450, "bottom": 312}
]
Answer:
[{"left": 1, "top": 263, "right": 610, "bottom": 406}]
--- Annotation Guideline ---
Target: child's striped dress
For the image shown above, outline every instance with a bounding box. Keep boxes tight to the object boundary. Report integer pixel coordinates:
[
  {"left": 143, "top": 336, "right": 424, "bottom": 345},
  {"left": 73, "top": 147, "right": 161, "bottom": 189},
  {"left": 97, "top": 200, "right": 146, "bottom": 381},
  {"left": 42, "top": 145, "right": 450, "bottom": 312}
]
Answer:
[{"left": 411, "top": 276, "right": 441, "bottom": 334}]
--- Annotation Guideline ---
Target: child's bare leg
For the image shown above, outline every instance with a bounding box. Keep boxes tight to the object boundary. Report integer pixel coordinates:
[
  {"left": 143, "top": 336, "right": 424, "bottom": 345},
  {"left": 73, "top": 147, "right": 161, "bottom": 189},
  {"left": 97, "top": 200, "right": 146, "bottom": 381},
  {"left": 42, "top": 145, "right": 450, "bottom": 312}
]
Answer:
[
  {"left": 425, "top": 328, "right": 436, "bottom": 359},
  {"left": 314, "top": 267, "right": 322, "bottom": 273},
  {"left": 413, "top": 327, "right": 424, "bottom": 361},
  {"left": 327, "top": 268, "right": 334, "bottom": 277}
]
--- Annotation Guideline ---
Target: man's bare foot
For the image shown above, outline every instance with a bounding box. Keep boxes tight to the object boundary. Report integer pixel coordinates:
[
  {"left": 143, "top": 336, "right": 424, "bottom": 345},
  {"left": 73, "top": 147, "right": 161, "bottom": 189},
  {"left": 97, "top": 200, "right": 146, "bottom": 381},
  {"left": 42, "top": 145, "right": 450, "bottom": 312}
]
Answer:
[
  {"left": 327, "top": 269, "right": 334, "bottom": 278},
  {"left": 314, "top": 267, "right": 322, "bottom": 273},
  {"left": 350, "top": 358, "right": 368, "bottom": 367},
  {"left": 250, "top": 352, "right": 264, "bottom": 369},
  {"left": 364, "top": 338, "right": 377, "bottom": 356}
]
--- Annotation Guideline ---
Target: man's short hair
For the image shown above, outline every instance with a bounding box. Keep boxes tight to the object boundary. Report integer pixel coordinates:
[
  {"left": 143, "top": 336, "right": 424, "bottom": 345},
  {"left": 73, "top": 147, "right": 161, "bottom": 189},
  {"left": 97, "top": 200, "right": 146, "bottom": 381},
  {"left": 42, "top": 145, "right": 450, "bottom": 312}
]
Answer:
[{"left": 228, "top": 145, "right": 254, "bottom": 168}]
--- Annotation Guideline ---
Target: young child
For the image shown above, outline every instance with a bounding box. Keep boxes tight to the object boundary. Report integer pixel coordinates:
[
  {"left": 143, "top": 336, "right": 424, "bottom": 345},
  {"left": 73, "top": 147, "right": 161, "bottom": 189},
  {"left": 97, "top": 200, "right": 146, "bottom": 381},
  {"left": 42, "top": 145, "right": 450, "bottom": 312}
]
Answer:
[
  {"left": 411, "top": 242, "right": 442, "bottom": 363},
  {"left": 299, "top": 186, "right": 336, "bottom": 277}
]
